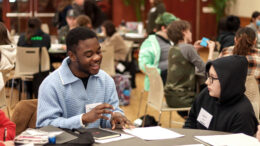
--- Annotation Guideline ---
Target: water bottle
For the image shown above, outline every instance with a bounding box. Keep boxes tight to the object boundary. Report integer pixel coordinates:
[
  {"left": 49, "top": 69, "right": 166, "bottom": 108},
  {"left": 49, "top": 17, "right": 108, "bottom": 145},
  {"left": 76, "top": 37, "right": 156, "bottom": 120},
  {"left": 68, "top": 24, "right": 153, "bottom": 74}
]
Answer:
[{"left": 123, "top": 89, "right": 130, "bottom": 105}]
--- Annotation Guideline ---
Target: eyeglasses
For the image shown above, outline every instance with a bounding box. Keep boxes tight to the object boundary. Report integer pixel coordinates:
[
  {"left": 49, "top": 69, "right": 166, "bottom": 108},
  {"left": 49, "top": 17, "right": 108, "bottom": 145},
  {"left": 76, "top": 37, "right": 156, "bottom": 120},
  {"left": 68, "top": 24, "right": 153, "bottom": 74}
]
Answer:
[{"left": 206, "top": 73, "right": 219, "bottom": 84}]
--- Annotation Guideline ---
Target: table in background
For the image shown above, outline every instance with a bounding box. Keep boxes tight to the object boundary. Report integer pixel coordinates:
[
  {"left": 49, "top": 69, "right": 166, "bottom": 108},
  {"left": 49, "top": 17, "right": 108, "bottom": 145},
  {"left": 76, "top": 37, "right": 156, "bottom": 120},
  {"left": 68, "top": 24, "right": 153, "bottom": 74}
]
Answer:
[{"left": 48, "top": 45, "right": 67, "bottom": 70}]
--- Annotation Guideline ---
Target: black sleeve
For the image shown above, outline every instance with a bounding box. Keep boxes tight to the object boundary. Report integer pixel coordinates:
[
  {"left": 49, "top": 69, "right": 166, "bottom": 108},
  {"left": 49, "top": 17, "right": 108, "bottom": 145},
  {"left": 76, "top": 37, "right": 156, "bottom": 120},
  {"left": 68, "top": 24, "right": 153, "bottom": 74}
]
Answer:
[
  {"left": 44, "top": 34, "right": 51, "bottom": 49},
  {"left": 229, "top": 109, "right": 258, "bottom": 136},
  {"left": 183, "top": 96, "right": 200, "bottom": 128}
]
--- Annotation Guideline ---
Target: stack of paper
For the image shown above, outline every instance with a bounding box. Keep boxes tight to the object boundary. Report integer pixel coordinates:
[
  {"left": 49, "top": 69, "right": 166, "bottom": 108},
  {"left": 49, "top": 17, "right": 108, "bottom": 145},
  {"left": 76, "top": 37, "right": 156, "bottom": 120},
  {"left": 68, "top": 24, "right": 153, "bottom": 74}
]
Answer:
[
  {"left": 15, "top": 128, "right": 63, "bottom": 144},
  {"left": 123, "top": 126, "right": 184, "bottom": 140},
  {"left": 195, "top": 133, "right": 260, "bottom": 146}
]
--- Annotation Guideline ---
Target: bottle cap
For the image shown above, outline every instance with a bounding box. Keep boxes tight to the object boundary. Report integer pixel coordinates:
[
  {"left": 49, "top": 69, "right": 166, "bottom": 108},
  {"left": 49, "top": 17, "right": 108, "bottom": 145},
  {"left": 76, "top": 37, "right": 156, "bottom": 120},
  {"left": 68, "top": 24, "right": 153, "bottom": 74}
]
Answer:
[{"left": 48, "top": 134, "right": 56, "bottom": 144}]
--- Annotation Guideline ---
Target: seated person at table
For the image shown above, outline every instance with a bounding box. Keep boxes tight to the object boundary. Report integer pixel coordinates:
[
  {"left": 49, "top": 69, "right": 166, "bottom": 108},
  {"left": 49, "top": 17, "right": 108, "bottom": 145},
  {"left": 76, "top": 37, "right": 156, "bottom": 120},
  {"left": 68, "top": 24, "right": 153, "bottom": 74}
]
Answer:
[
  {"left": 0, "top": 22, "right": 16, "bottom": 103},
  {"left": 18, "top": 17, "right": 50, "bottom": 49},
  {"left": 184, "top": 55, "right": 258, "bottom": 136},
  {"left": 101, "top": 20, "right": 128, "bottom": 66},
  {"left": 58, "top": 9, "right": 79, "bottom": 44},
  {"left": 0, "top": 110, "right": 16, "bottom": 146},
  {"left": 139, "top": 12, "right": 178, "bottom": 91},
  {"left": 220, "top": 27, "right": 260, "bottom": 90},
  {"left": 164, "top": 20, "right": 214, "bottom": 118},
  {"left": 36, "top": 27, "right": 132, "bottom": 130},
  {"left": 17, "top": 17, "right": 51, "bottom": 98},
  {"left": 76, "top": 15, "right": 92, "bottom": 29}
]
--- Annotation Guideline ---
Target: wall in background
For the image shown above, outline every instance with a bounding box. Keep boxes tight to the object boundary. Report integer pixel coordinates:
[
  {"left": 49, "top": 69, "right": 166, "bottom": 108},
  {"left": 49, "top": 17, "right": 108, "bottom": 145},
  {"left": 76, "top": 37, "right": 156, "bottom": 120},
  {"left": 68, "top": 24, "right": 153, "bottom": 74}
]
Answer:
[{"left": 229, "top": 0, "right": 260, "bottom": 17}]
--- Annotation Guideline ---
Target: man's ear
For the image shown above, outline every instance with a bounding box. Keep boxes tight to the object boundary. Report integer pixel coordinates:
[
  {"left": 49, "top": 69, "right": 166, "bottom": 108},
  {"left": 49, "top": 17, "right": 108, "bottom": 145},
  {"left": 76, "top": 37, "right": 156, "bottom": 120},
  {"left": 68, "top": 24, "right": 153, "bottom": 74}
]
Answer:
[{"left": 68, "top": 50, "right": 77, "bottom": 62}]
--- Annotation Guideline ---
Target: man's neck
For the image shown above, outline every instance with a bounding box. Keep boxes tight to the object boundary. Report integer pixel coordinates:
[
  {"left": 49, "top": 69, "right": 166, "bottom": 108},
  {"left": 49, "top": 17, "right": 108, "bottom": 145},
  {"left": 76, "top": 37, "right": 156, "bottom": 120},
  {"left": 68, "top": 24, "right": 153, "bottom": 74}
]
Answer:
[
  {"left": 178, "top": 40, "right": 187, "bottom": 45},
  {"left": 69, "top": 26, "right": 76, "bottom": 30},
  {"left": 68, "top": 62, "right": 89, "bottom": 78},
  {"left": 156, "top": 31, "right": 168, "bottom": 40}
]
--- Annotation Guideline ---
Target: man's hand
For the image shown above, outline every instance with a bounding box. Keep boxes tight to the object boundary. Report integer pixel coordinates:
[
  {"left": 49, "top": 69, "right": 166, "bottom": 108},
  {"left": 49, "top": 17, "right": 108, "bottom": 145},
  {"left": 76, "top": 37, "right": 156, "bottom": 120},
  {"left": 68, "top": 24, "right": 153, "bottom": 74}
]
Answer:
[
  {"left": 207, "top": 40, "right": 216, "bottom": 60},
  {"left": 207, "top": 40, "right": 215, "bottom": 52},
  {"left": 82, "top": 103, "right": 114, "bottom": 124},
  {"left": 193, "top": 40, "right": 203, "bottom": 51},
  {"left": 110, "top": 112, "right": 134, "bottom": 130}
]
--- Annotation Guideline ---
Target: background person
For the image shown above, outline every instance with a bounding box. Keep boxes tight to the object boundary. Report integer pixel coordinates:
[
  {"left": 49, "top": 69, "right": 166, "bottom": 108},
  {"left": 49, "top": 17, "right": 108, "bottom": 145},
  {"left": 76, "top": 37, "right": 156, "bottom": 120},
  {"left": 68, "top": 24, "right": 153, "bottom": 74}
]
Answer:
[
  {"left": 58, "top": 9, "right": 79, "bottom": 44},
  {"left": 220, "top": 27, "right": 260, "bottom": 89},
  {"left": 165, "top": 20, "right": 214, "bottom": 118},
  {"left": 146, "top": 0, "right": 166, "bottom": 34},
  {"left": 139, "top": 12, "right": 178, "bottom": 91}
]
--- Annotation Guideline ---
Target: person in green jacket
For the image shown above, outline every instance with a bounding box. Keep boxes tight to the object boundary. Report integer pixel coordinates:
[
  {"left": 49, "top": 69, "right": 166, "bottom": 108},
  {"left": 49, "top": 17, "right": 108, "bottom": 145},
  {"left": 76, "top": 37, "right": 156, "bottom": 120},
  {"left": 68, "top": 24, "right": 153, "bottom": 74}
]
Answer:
[{"left": 138, "top": 12, "right": 178, "bottom": 91}]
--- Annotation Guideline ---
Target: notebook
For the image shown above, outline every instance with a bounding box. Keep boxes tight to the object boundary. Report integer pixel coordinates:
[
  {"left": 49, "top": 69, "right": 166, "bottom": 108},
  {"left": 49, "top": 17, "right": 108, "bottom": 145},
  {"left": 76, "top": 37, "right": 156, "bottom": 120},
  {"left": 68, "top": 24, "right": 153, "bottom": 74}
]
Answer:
[{"left": 86, "top": 128, "right": 121, "bottom": 140}]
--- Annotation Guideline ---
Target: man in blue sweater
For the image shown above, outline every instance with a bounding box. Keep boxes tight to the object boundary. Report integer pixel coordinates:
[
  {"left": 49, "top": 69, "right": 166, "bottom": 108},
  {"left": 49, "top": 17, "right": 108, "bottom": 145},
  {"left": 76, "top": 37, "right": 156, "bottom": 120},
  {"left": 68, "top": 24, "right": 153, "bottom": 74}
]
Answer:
[{"left": 36, "top": 27, "right": 132, "bottom": 130}]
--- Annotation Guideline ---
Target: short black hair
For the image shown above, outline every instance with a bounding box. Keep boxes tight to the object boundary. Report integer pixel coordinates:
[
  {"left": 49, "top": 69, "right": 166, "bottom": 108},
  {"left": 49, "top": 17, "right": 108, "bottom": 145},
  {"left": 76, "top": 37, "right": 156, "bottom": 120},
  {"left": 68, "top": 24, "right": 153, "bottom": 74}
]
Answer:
[
  {"left": 226, "top": 15, "right": 240, "bottom": 32},
  {"left": 251, "top": 11, "right": 260, "bottom": 22},
  {"left": 102, "top": 20, "right": 116, "bottom": 37},
  {"left": 66, "top": 27, "right": 97, "bottom": 53}
]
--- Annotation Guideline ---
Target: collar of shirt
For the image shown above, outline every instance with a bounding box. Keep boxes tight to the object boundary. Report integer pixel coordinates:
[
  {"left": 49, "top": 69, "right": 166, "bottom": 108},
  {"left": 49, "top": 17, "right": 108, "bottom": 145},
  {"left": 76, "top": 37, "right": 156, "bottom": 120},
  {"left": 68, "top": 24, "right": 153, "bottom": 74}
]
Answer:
[{"left": 58, "top": 57, "right": 100, "bottom": 85}]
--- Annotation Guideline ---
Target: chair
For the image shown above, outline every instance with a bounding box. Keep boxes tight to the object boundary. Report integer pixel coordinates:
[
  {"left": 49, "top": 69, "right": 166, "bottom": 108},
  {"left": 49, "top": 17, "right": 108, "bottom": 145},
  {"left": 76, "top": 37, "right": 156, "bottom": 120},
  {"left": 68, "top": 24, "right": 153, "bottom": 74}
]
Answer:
[
  {"left": 9, "top": 47, "right": 50, "bottom": 105},
  {"left": 100, "top": 44, "right": 115, "bottom": 76},
  {"left": 0, "top": 85, "right": 10, "bottom": 118},
  {"left": 11, "top": 99, "right": 38, "bottom": 135},
  {"left": 142, "top": 66, "right": 191, "bottom": 127},
  {"left": 245, "top": 75, "right": 260, "bottom": 120},
  {"left": 123, "top": 40, "right": 134, "bottom": 62}
]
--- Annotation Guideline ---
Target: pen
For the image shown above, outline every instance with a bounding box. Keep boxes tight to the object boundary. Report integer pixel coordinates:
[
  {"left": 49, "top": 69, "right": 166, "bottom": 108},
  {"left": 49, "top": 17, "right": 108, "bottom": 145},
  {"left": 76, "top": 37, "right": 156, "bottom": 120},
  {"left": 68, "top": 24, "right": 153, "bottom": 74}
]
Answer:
[{"left": 3, "top": 128, "right": 7, "bottom": 141}]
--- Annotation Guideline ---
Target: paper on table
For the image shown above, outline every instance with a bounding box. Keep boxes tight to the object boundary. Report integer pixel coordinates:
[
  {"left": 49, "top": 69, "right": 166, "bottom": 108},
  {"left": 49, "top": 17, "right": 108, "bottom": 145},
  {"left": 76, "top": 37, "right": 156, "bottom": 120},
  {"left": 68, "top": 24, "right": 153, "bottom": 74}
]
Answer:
[
  {"left": 95, "top": 133, "right": 134, "bottom": 144},
  {"left": 195, "top": 133, "right": 260, "bottom": 146},
  {"left": 178, "top": 144, "right": 204, "bottom": 146},
  {"left": 123, "top": 126, "right": 184, "bottom": 140}
]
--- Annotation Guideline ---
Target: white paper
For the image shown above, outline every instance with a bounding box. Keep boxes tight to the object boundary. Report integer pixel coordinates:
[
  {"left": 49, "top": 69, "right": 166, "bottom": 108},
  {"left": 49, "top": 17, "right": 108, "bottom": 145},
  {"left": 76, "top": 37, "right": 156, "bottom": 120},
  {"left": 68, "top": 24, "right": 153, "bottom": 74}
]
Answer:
[
  {"left": 178, "top": 144, "right": 204, "bottom": 146},
  {"left": 50, "top": 44, "right": 63, "bottom": 50},
  {"left": 95, "top": 133, "right": 134, "bottom": 144},
  {"left": 85, "top": 102, "right": 102, "bottom": 113},
  {"left": 195, "top": 133, "right": 260, "bottom": 146},
  {"left": 123, "top": 126, "right": 184, "bottom": 140}
]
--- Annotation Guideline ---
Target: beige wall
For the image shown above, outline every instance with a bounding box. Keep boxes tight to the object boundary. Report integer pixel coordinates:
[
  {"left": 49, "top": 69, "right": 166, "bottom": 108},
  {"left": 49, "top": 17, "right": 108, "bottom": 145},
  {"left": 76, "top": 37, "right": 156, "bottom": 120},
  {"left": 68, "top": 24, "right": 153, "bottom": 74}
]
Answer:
[{"left": 229, "top": 0, "right": 260, "bottom": 17}]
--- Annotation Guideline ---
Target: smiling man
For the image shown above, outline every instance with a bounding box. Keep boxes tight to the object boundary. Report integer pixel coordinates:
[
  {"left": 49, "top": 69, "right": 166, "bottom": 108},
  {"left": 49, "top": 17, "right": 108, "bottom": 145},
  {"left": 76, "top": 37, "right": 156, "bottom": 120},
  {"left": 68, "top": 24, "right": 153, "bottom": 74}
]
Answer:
[{"left": 36, "top": 27, "right": 132, "bottom": 130}]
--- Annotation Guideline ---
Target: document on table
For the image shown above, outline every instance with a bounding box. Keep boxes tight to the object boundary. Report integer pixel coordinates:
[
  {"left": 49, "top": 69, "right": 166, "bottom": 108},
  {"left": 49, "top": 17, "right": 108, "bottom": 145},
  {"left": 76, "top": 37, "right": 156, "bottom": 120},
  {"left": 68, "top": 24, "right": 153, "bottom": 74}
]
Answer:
[
  {"left": 95, "top": 133, "right": 134, "bottom": 143},
  {"left": 179, "top": 144, "right": 204, "bottom": 146},
  {"left": 123, "top": 126, "right": 184, "bottom": 140},
  {"left": 195, "top": 133, "right": 260, "bottom": 146}
]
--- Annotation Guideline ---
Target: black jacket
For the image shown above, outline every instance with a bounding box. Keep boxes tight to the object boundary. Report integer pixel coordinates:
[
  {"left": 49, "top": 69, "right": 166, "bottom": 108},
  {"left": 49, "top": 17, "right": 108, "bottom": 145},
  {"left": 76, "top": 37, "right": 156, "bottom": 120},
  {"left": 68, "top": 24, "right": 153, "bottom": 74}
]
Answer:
[
  {"left": 184, "top": 55, "right": 258, "bottom": 136},
  {"left": 18, "top": 30, "right": 51, "bottom": 49}
]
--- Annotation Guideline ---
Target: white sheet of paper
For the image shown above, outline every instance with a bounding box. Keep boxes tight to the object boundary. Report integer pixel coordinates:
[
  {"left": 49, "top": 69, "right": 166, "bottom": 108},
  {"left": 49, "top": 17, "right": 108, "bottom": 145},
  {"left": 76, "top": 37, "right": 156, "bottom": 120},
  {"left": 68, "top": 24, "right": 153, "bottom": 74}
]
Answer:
[
  {"left": 123, "top": 126, "right": 184, "bottom": 140},
  {"left": 85, "top": 102, "right": 102, "bottom": 113},
  {"left": 195, "top": 133, "right": 260, "bottom": 146},
  {"left": 179, "top": 144, "right": 204, "bottom": 146},
  {"left": 95, "top": 133, "right": 134, "bottom": 144},
  {"left": 197, "top": 108, "right": 212, "bottom": 129}
]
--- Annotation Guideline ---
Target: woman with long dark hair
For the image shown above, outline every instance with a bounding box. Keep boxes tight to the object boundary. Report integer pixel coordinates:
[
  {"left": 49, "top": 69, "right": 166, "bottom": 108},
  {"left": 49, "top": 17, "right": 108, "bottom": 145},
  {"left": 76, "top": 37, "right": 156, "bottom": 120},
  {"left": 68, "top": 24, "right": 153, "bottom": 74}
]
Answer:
[
  {"left": 83, "top": 0, "right": 106, "bottom": 29},
  {"left": 18, "top": 17, "right": 50, "bottom": 49},
  {"left": 220, "top": 27, "right": 260, "bottom": 89},
  {"left": 101, "top": 20, "right": 128, "bottom": 64},
  {"left": 146, "top": 0, "right": 166, "bottom": 34}
]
